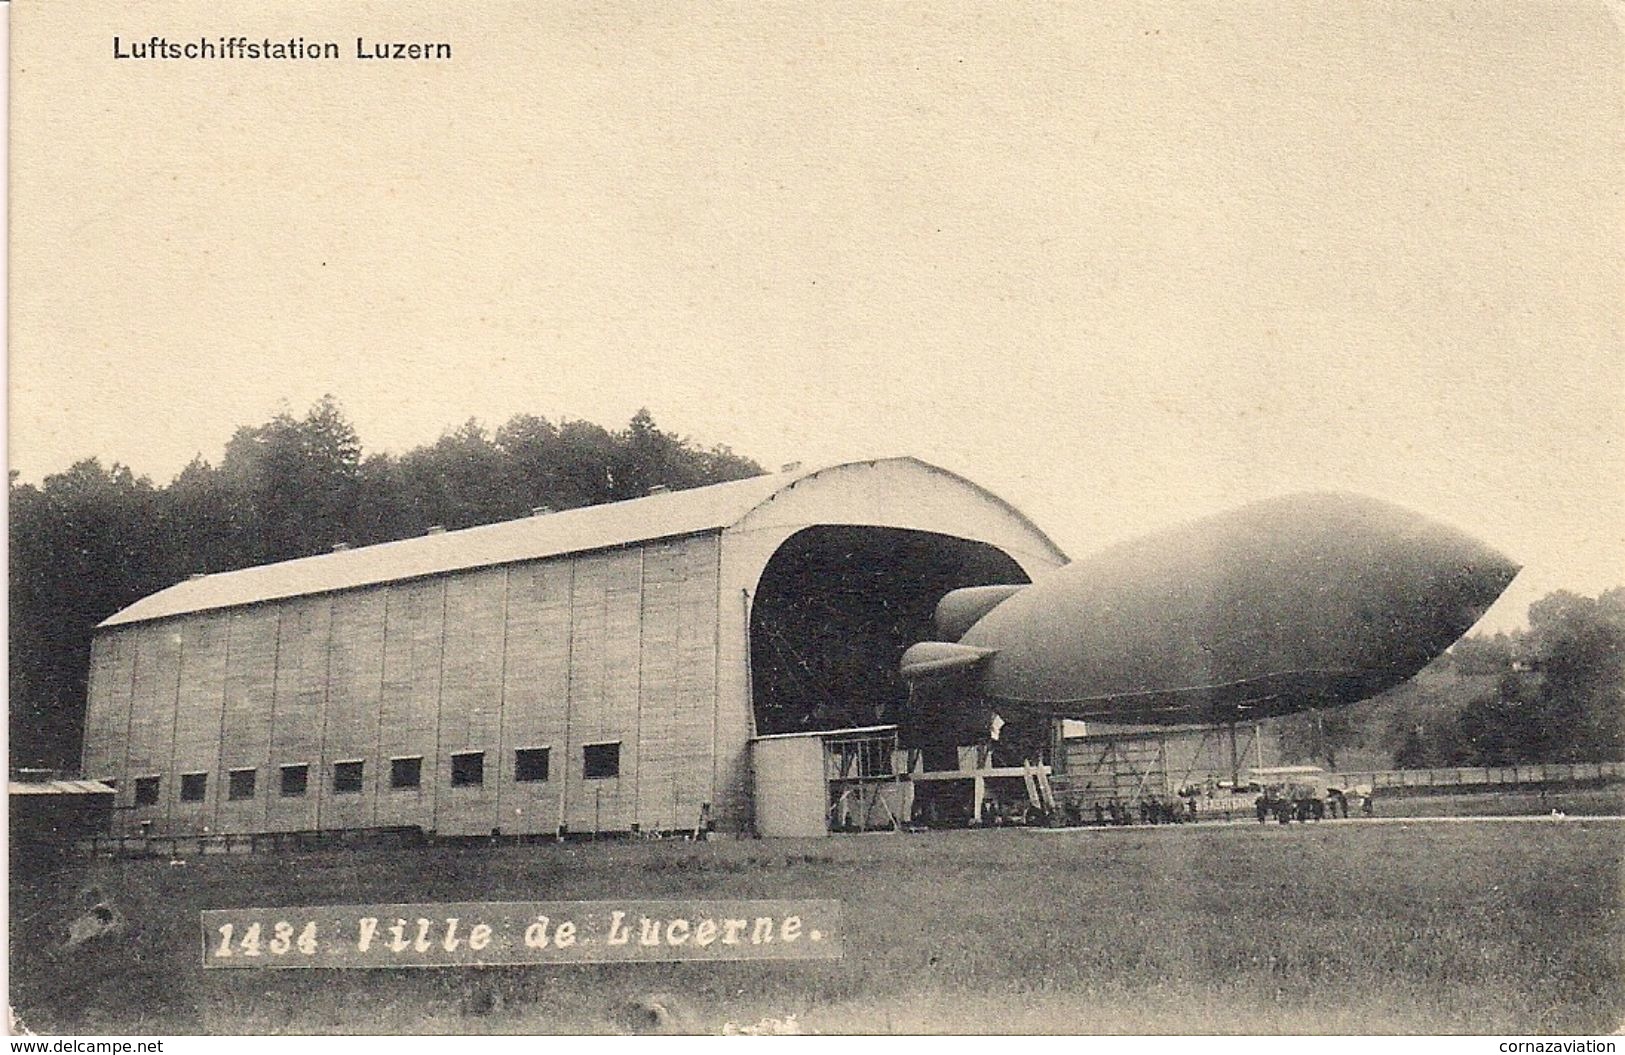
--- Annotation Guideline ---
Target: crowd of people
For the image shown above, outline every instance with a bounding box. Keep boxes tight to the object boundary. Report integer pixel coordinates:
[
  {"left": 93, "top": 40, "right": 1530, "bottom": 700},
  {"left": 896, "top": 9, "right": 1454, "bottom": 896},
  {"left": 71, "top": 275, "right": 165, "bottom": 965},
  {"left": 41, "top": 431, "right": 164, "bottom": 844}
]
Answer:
[
  {"left": 929, "top": 779, "right": 1378, "bottom": 830},
  {"left": 1059, "top": 795, "right": 1200, "bottom": 827},
  {"left": 968, "top": 794, "right": 1203, "bottom": 828},
  {"left": 1253, "top": 786, "right": 1374, "bottom": 823},
  {"left": 1052, "top": 786, "right": 1378, "bottom": 828}
]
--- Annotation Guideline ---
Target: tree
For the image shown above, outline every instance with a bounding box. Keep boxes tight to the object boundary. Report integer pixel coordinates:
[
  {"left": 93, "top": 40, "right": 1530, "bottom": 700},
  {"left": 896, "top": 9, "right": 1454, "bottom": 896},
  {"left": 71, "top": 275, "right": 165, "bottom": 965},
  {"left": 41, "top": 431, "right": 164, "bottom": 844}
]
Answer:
[
  {"left": 347, "top": 452, "right": 414, "bottom": 547},
  {"left": 1366, "top": 653, "right": 1505, "bottom": 767},
  {"left": 1394, "top": 590, "right": 1625, "bottom": 767},
  {"left": 160, "top": 456, "right": 243, "bottom": 579},
  {"left": 1524, "top": 589, "right": 1624, "bottom": 762},
  {"left": 1275, "top": 705, "right": 1365, "bottom": 769},
  {"left": 609, "top": 408, "right": 761, "bottom": 502},
  {"left": 1455, "top": 676, "right": 1539, "bottom": 765},
  {"left": 493, "top": 414, "right": 568, "bottom": 509},
  {"left": 1450, "top": 632, "right": 1516, "bottom": 677},
  {"left": 394, "top": 419, "right": 518, "bottom": 531},
  {"left": 9, "top": 460, "right": 167, "bottom": 768},
  {"left": 220, "top": 395, "right": 363, "bottom": 563}
]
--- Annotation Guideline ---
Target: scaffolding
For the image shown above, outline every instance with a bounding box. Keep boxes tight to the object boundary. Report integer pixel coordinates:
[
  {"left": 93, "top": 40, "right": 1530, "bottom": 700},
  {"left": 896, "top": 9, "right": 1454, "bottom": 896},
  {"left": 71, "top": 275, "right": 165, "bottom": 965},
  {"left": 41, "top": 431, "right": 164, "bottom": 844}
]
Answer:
[
  {"left": 1049, "top": 721, "right": 1267, "bottom": 812},
  {"left": 764, "top": 720, "right": 1270, "bottom": 832},
  {"left": 825, "top": 728, "right": 907, "bottom": 832}
]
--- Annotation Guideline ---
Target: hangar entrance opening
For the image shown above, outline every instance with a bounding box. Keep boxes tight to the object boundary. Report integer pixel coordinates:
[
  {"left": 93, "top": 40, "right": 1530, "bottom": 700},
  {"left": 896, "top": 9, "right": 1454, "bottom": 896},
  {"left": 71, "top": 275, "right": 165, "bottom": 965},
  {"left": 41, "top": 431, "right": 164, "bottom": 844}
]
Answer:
[{"left": 749, "top": 526, "right": 1028, "bottom": 737}]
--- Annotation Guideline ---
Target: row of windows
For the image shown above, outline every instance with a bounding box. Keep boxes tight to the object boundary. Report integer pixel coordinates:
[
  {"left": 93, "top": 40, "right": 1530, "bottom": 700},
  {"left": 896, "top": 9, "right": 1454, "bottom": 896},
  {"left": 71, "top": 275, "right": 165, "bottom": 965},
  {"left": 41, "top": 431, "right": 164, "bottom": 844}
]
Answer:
[{"left": 126, "top": 743, "right": 622, "bottom": 806}]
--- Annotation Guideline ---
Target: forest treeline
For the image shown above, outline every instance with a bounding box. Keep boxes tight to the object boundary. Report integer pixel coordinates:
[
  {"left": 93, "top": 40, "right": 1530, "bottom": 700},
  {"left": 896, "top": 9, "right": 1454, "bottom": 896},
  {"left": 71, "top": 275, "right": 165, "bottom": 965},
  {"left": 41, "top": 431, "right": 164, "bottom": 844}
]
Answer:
[
  {"left": 9, "top": 398, "right": 763, "bottom": 769},
  {"left": 1275, "top": 587, "right": 1624, "bottom": 770}
]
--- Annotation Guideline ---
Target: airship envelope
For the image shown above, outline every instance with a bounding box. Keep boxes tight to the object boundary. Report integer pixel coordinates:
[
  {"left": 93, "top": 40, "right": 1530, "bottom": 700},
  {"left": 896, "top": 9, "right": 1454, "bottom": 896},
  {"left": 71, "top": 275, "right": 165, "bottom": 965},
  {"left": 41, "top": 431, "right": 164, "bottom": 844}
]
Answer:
[{"left": 905, "top": 492, "right": 1519, "bottom": 731}]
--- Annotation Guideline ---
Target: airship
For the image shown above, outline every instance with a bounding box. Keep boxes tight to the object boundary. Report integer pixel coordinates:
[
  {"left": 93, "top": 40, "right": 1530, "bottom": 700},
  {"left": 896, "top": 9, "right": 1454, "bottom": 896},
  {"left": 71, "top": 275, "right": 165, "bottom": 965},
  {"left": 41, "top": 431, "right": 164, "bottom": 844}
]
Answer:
[{"left": 898, "top": 492, "right": 1520, "bottom": 753}]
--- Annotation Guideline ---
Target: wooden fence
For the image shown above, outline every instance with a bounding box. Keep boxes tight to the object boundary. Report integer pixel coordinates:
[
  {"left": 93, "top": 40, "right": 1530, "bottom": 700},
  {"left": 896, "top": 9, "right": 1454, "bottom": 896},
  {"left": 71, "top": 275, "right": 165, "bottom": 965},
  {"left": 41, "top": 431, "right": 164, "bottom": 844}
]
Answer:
[
  {"left": 75, "top": 825, "right": 426, "bottom": 857},
  {"left": 1335, "top": 761, "right": 1624, "bottom": 791}
]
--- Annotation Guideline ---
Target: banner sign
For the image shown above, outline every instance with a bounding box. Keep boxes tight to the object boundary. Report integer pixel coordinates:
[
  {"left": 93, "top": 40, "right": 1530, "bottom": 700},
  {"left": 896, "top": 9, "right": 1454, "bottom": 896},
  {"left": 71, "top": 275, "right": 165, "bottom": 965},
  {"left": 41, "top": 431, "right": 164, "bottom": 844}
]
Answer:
[{"left": 201, "top": 899, "right": 842, "bottom": 968}]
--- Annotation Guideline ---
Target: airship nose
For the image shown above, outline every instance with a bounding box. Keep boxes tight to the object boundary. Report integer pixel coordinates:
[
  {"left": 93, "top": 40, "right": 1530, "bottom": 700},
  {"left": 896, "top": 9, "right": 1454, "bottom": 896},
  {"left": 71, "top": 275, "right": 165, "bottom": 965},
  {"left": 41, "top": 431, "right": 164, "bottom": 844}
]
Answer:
[
  {"left": 1392, "top": 536, "right": 1520, "bottom": 666},
  {"left": 954, "top": 491, "right": 1522, "bottom": 720},
  {"left": 1234, "top": 493, "right": 1521, "bottom": 678}
]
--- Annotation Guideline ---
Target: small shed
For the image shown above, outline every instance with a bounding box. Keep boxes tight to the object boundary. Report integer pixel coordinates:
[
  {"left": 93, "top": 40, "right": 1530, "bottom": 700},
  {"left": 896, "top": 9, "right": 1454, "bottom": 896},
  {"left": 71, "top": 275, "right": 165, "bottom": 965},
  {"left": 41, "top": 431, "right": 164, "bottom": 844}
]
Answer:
[
  {"left": 752, "top": 726, "right": 908, "bottom": 837},
  {"left": 9, "top": 778, "right": 116, "bottom": 845}
]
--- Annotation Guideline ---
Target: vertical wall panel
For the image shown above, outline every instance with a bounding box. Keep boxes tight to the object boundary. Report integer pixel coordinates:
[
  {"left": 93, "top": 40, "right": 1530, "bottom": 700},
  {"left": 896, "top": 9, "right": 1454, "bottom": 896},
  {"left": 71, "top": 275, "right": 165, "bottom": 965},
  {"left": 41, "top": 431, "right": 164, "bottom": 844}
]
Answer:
[
  {"left": 675, "top": 536, "right": 721, "bottom": 830},
  {"left": 172, "top": 615, "right": 229, "bottom": 833},
  {"left": 114, "top": 629, "right": 148, "bottom": 832},
  {"left": 215, "top": 608, "right": 279, "bottom": 834},
  {"left": 436, "top": 568, "right": 506, "bottom": 835},
  {"left": 81, "top": 633, "right": 128, "bottom": 785},
  {"left": 86, "top": 631, "right": 136, "bottom": 832},
  {"left": 712, "top": 534, "right": 765, "bottom": 834},
  {"left": 598, "top": 550, "right": 642, "bottom": 831},
  {"left": 636, "top": 542, "right": 682, "bottom": 830},
  {"left": 498, "top": 560, "right": 571, "bottom": 835},
  {"left": 375, "top": 579, "right": 444, "bottom": 830},
  {"left": 319, "top": 588, "right": 386, "bottom": 831},
  {"left": 124, "top": 624, "right": 180, "bottom": 833},
  {"left": 265, "top": 599, "right": 330, "bottom": 832},
  {"left": 565, "top": 554, "right": 608, "bottom": 833}
]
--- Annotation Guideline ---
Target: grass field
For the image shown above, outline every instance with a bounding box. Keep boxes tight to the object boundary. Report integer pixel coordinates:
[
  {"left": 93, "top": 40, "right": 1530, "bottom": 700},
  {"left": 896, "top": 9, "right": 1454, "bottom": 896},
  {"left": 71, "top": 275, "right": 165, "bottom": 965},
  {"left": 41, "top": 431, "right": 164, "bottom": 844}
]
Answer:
[
  {"left": 11, "top": 809, "right": 1623, "bottom": 1036},
  {"left": 1371, "top": 785, "right": 1625, "bottom": 818}
]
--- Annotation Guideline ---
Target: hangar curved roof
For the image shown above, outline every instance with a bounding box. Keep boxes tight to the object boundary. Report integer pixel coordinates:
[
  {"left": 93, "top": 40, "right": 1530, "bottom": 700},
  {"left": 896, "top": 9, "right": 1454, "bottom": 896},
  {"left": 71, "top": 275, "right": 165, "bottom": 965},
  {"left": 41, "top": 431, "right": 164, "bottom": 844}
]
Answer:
[{"left": 99, "top": 456, "right": 1066, "bottom": 628}]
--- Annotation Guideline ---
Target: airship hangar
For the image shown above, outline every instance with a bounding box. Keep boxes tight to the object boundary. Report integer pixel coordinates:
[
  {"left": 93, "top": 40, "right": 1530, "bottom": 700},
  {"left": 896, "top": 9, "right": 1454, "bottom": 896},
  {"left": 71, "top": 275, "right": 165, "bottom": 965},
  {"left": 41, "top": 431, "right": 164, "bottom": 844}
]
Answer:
[{"left": 81, "top": 457, "right": 1076, "bottom": 841}]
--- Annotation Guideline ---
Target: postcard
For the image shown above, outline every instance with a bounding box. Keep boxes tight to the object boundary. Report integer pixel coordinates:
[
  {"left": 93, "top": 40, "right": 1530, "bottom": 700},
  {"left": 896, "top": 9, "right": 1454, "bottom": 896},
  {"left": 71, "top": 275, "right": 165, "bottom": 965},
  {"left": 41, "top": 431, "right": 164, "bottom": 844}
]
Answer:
[{"left": 8, "top": 0, "right": 1622, "bottom": 1040}]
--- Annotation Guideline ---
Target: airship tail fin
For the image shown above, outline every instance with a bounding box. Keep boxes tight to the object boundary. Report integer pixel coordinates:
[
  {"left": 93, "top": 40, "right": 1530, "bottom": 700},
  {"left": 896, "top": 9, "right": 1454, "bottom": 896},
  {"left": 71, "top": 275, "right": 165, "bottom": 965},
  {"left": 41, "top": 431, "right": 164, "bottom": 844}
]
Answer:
[
  {"left": 935, "top": 584, "right": 1026, "bottom": 641},
  {"left": 900, "top": 641, "right": 998, "bottom": 681}
]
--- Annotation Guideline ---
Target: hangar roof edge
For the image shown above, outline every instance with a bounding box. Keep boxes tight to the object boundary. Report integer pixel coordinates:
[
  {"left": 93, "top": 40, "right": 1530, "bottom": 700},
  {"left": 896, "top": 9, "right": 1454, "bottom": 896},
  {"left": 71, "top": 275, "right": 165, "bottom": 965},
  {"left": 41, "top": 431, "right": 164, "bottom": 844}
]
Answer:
[
  {"left": 98, "top": 456, "right": 1065, "bottom": 629},
  {"left": 9, "top": 779, "right": 116, "bottom": 796}
]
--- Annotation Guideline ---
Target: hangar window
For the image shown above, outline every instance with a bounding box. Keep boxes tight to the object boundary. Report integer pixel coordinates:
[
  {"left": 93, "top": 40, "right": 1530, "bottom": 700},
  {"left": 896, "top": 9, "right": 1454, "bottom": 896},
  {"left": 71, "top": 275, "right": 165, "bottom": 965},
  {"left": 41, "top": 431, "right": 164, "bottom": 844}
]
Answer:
[
  {"left": 134, "top": 776, "right": 161, "bottom": 806},
  {"left": 180, "top": 772, "right": 208, "bottom": 802},
  {"left": 333, "top": 760, "right": 365, "bottom": 794},
  {"left": 514, "top": 747, "right": 550, "bottom": 783},
  {"left": 583, "top": 742, "right": 620, "bottom": 780},
  {"left": 451, "top": 751, "right": 485, "bottom": 787},
  {"left": 228, "top": 768, "right": 257, "bottom": 800},
  {"left": 280, "top": 764, "right": 309, "bottom": 797},
  {"left": 391, "top": 756, "right": 422, "bottom": 789}
]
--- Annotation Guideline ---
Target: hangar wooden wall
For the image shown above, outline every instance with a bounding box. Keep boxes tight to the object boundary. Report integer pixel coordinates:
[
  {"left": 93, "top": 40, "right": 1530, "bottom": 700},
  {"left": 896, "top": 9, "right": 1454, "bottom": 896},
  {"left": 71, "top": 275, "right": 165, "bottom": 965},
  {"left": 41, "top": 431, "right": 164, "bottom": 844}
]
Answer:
[{"left": 83, "top": 534, "right": 721, "bottom": 838}]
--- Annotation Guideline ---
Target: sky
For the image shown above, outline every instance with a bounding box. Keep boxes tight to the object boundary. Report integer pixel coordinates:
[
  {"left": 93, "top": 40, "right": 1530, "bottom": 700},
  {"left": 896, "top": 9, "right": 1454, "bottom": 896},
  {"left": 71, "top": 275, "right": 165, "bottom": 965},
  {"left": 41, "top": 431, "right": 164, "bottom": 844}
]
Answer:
[{"left": 9, "top": 1, "right": 1623, "bottom": 633}]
